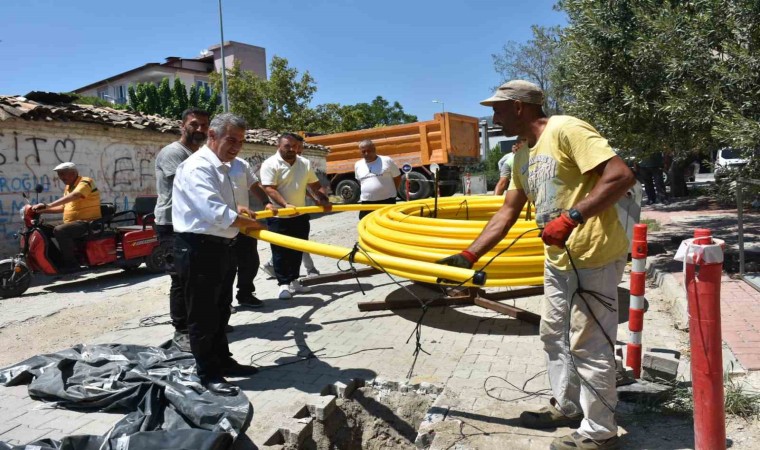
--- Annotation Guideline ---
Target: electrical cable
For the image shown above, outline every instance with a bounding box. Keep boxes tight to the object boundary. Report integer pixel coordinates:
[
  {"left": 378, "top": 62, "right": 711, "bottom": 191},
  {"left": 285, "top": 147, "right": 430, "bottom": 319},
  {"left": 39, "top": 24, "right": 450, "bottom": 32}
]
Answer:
[
  {"left": 563, "top": 247, "right": 620, "bottom": 414},
  {"left": 483, "top": 370, "right": 551, "bottom": 402},
  {"left": 249, "top": 345, "right": 393, "bottom": 370}
]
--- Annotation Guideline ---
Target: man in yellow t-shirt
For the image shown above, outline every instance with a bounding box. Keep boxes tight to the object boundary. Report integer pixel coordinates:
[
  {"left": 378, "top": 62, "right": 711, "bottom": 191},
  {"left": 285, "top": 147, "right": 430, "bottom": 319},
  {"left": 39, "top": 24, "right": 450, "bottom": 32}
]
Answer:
[
  {"left": 33, "top": 162, "right": 102, "bottom": 269},
  {"left": 438, "top": 80, "right": 636, "bottom": 450}
]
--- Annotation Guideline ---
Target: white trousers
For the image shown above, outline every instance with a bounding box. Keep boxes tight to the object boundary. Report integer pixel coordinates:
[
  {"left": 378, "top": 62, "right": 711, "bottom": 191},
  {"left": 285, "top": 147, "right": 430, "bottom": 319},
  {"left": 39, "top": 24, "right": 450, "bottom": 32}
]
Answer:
[{"left": 541, "top": 257, "right": 626, "bottom": 440}]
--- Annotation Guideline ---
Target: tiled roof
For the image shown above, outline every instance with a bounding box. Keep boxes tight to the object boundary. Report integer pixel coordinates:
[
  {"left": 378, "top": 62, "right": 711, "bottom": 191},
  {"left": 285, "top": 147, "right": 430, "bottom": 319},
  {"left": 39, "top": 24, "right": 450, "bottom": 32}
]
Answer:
[{"left": 0, "top": 94, "right": 326, "bottom": 150}]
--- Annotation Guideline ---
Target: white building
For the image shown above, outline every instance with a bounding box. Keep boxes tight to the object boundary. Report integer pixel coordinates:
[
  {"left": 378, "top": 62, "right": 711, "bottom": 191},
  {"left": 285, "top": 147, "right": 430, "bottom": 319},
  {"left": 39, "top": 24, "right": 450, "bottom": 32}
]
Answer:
[{"left": 72, "top": 41, "right": 266, "bottom": 104}]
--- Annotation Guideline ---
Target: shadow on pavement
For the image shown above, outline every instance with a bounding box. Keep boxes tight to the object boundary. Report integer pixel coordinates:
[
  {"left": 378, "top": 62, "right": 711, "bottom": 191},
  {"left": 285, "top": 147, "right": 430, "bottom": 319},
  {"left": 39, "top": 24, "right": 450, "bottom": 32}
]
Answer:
[
  {"left": 34, "top": 267, "right": 164, "bottom": 293},
  {"left": 230, "top": 286, "right": 378, "bottom": 395}
]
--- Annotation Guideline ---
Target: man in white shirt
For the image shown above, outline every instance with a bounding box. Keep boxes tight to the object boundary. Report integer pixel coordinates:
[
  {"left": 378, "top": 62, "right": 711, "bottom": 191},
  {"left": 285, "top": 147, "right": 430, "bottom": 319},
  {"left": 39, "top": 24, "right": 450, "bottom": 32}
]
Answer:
[
  {"left": 494, "top": 138, "right": 525, "bottom": 196},
  {"left": 172, "top": 113, "right": 265, "bottom": 396},
  {"left": 153, "top": 108, "right": 210, "bottom": 352},
  {"left": 228, "top": 157, "right": 276, "bottom": 308},
  {"left": 260, "top": 133, "right": 332, "bottom": 299},
  {"left": 354, "top": 139, "right": 401, "bottom": 219}
]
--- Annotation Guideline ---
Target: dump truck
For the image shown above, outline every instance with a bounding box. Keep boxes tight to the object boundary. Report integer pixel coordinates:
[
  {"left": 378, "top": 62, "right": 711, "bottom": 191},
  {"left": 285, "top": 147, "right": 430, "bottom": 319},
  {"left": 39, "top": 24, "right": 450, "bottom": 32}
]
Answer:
[{"left": 305, "top": 112, "right": 481, "bottom": 203}]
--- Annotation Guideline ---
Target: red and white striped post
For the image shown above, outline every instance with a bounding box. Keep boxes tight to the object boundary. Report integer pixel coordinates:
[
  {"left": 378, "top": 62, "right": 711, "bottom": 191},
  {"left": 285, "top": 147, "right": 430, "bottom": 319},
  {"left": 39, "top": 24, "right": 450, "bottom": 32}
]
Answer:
[
  {"left": 626, "top": 223, "right": 648, "bottom": 378},
  {"left": 687, "top": 228, "right": 726, "bottom": 450},
  {"left": 465, "top": 172, "right": 472, "bottom": 196}
]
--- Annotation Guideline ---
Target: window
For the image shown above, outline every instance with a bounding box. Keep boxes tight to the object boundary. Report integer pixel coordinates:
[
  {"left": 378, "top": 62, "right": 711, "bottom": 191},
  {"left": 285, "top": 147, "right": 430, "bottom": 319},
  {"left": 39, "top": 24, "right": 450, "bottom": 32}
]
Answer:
[
  {"left": 195, "top": 80, "right": 211, "bottom": 99},
  {"left": 97, "top": 89, "right": 109, "bottom": 100},
  {"left": 115, "top": 85, "right": 127, "bottom": 104}
]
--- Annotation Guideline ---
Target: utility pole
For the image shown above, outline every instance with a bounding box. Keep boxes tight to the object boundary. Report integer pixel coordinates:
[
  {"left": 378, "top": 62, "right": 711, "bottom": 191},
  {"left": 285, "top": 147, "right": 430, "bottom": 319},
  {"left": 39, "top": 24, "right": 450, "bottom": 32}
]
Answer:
[{"left": 218, "top": 0, "right": 229, "bottom": 112}]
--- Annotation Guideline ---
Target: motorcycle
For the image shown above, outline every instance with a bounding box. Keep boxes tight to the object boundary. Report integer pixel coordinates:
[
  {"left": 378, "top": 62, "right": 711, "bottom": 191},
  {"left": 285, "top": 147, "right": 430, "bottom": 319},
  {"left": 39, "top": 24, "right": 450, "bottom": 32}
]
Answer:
[{"left": 0, "top": 187, "right": 166, "bottom": 298}]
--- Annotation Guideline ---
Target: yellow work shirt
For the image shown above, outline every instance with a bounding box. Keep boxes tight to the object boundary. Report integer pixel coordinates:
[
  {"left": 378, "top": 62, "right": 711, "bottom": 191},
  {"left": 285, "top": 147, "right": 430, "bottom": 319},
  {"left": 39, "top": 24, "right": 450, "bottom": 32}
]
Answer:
[
  {"left": 63, "top": 176, "right": 102, "bottom": 222},
  {"left": 511, "top": 116, "right": 629, "bottom": 270}
]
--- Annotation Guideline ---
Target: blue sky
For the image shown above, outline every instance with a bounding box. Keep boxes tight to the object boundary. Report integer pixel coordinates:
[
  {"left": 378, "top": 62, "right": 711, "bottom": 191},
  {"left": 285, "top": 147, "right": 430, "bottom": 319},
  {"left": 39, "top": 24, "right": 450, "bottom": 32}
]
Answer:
[{"left": 1, "top": 0, "right": 565, "bottom": 120}]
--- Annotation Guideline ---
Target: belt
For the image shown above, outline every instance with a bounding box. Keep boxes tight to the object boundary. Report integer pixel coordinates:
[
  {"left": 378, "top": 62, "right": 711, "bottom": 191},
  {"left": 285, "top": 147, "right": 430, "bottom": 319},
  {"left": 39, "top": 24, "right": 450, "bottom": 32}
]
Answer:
[{"left": 178, "top": 232, "right": 237, "bottom": 247}]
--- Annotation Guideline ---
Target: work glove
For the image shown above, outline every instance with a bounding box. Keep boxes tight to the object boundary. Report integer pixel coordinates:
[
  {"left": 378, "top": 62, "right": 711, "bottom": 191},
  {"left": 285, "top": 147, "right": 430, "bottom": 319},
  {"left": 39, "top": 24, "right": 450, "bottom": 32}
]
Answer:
[
  {"left": 540, "top": 214, "right": 578, "bottom": 248},
  {"left": 435, "top": 251, "right": 477, "bottom": 269},
  {"left": 435, "top": 251, "right": 486, "bottom": 285}
]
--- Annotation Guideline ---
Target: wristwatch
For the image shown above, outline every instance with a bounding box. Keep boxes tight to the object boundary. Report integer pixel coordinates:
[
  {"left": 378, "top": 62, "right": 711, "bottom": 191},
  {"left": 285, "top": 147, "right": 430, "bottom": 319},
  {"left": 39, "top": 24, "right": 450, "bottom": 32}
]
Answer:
[{"left": 568, "top": 208, "right": 584, "bottom": 224}]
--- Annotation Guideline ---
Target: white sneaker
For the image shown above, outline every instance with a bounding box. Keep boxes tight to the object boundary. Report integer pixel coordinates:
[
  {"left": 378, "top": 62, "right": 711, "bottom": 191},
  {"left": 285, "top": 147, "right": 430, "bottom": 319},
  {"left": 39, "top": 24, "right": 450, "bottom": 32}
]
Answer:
[
  {"left": 289, "top": 279, "right": 311, "bottom": 294},
  {"left": 261, "top": 262, "right": 275, "bottom": 279},
  {"left": 278, "top": 285, "right": 292, "bottom": 299}
]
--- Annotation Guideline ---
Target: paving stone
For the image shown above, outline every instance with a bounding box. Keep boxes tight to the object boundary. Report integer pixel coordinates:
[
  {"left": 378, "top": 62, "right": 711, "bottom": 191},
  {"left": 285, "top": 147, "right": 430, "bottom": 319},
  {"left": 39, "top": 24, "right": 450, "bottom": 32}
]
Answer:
[
  {"left": 642, "top": 351, "right": 680, "bottom": 382},
  {"left": 0, "top": 420, "right": 20, "bottom": 435},
  {"left": 305, "top": 394, "right": 336, "bottom": 421},
  {"left": 0, "top": 425, "right": 50, "bottom": 445}
]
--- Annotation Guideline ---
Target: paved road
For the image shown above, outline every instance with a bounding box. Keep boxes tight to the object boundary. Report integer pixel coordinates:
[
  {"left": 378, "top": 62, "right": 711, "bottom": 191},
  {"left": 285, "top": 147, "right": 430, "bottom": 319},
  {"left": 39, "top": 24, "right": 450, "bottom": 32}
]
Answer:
[{"left": 0, "top": 210, "right": 753, "bottom": 449}]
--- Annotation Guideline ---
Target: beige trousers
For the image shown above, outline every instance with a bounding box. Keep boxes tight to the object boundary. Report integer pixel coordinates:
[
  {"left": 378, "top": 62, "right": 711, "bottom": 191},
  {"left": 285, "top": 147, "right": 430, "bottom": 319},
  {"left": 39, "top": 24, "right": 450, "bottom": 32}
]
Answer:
[{"left": 541, "top": 257, "right": 626, "bottom": 440}]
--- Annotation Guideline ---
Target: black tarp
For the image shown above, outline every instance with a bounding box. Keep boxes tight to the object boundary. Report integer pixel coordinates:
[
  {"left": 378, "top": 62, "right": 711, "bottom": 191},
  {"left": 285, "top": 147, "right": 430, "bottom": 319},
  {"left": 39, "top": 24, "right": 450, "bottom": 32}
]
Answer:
[{"left": 0, "top": 343, "right": 252, "bottom": 450}]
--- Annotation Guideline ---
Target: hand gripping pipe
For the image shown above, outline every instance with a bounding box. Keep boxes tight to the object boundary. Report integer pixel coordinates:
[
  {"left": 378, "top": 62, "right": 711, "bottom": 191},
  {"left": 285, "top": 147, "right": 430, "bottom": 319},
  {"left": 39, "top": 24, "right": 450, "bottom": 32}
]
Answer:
[
  {"left": 686, "top": 228, "right": 727, "bottom": 450},
  {"left": 626, "top": 224, "right": 648, "bottom": 378},
  {"left": 245, "top": 196, "right": 546, "bottom": 287}
]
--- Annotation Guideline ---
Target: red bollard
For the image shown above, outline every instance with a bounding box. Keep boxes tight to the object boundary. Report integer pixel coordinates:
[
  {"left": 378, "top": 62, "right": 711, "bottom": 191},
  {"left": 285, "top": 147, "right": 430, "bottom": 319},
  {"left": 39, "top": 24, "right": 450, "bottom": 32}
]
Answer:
[
  {"left": 626, "top": 224, "right": 647, "bottom": 378},
  {"left": 685, "top": 229, "right": 726, "bottom": 450}
]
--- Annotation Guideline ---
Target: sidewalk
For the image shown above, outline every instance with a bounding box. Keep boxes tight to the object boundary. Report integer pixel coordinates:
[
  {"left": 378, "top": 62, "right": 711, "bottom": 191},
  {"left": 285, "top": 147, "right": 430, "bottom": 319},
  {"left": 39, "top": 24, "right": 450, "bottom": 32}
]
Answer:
[{"left": 642, "top": 197, "right": 760, "bottom": 371}]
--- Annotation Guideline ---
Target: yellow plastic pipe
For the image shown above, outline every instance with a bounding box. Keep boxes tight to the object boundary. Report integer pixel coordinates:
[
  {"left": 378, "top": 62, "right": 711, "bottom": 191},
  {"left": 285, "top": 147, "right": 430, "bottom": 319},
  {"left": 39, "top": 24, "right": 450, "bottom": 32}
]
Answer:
[{"left": 245, "top": 195, "right": 545, "bottom": 287}]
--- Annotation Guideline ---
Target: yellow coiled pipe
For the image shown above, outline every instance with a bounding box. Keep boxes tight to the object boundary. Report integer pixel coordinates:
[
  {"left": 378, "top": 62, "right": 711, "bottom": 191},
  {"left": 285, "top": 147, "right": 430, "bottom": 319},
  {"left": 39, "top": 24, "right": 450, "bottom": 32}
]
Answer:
[{"left": 245, "top": 196, "right": 545, "bottom": 287}]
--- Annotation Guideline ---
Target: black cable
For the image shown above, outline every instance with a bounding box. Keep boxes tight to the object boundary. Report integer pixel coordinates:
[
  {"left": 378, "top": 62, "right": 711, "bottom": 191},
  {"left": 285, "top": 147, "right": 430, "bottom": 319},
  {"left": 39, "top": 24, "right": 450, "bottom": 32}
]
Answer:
[
  {"left": 336, "top": 244, "right": 366, "bottom": 295},
  {"left": 138, "top": 313, "right": 172, "bottom": 327},
  {"left": 563, "top": 244, "right": 619, "bottom": 414},
  {"left": 249, "top": 345, "right": 393, "bottom": 370},
  {"left": 473, "top": 228, "right": 620, "bottom": 415},
  {"left": 483, "top": 370, "right": 551, "bottom": 402},
  {"left": 455, "top": 199, "right": 470, "bottom": 220}
]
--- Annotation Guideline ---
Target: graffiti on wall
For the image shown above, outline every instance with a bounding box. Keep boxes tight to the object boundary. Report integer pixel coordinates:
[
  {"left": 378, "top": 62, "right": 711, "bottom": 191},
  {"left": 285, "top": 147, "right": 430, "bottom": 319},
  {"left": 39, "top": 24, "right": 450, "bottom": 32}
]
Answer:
[{"left": 0, "top": 129, "right": 161, "bottom": 254}]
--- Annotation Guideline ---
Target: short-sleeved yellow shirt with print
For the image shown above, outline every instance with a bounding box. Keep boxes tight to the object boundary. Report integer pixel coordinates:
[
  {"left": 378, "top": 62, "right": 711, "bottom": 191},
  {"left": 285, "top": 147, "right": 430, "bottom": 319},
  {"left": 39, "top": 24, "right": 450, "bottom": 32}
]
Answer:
[
  {"left": 510, "top": 116, "right": 629, "bottom": 270},
  {"left": 62, "top": 176, "right": 102, "bottom": 222}
]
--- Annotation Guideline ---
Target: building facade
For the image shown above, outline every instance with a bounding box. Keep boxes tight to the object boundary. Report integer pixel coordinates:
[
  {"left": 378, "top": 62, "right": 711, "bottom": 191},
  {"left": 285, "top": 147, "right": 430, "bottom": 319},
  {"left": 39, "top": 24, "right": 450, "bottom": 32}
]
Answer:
[{"left": 72, "top": 41, "right": 266, "bottom": 105}]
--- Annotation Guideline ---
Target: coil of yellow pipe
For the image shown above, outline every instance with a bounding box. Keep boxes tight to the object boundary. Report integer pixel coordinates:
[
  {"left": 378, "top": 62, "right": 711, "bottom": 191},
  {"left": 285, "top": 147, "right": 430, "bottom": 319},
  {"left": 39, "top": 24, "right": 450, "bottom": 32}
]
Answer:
[{"left": 246, "top": 195, "right": 545, "bottom": 287}]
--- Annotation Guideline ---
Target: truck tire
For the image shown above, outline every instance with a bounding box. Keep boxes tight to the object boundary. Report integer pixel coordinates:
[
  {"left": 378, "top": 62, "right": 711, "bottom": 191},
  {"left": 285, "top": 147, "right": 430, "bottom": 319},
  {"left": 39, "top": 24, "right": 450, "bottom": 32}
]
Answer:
[
  {"left": 439, "top": 184, "right": 458, "bottom": 197},
  {"left": 335, "top": 179, "right": 361, "bottom": 204},
  {"left": 398, "top": 172, "right": 431, "bottom": 201}
]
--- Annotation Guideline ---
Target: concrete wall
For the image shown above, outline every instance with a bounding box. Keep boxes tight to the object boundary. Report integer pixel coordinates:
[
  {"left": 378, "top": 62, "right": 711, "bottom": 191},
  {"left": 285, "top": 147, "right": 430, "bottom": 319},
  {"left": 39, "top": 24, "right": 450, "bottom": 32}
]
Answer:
[
  {"left": 212, "top": 42, "right": 267, "bottom": 80},
  {"left": 0, "top": 119, "right": 326, "bottom": 255}
]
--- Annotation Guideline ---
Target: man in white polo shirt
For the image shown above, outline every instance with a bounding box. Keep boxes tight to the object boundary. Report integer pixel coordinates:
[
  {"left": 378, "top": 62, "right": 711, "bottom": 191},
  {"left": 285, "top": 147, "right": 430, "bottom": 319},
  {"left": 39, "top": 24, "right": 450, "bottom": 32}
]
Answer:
[
  {"left": 354, "top": 139, "right": 401, "bottom": 219},
  {"left": 260, "top": 133, "right": 332, "bottom": 299}
]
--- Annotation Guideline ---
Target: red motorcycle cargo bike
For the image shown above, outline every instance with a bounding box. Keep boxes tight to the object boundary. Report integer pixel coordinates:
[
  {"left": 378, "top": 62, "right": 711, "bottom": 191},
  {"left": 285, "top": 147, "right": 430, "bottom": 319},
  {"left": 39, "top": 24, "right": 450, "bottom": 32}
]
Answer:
[{"left": 0, "top": 193, "right": 167, "bottom": 298}]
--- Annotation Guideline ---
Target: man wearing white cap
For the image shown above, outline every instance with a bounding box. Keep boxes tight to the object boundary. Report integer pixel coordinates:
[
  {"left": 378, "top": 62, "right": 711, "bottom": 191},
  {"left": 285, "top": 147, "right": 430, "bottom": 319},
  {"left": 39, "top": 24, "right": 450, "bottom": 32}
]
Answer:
[
  {"left": 32, "top": 162, "right": 102, "bottom": 269},
  {"left": 437, "top": 80, "right": 636, "bottom": 450}
]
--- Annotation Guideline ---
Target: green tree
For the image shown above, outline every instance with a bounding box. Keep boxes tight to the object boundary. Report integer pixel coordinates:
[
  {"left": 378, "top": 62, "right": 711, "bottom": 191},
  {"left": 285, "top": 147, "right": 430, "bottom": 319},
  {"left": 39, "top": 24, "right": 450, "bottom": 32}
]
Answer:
[
  {"left": 210, "top": 60, "right": 268, "bottom": 128},
  {"left": 556, "top": 0, "right": 760, "bottom": 196},
  {"left": 266, "top": 56, "right": 317, "bottom": 131},
  {"left": 492, "top": 25, "right": 565, "bottom": 114},
  {"left": 210, "top": 56, "right": 315, "bottom": 131},
  {"left": 305, "top": 97, "right": 417, "bottom": 133},
  {"left": 172, "top": 78, "right": 188, "bottom": 118},
  {"left": 127, "top": 78, "right": 220, "bottom": 119}
]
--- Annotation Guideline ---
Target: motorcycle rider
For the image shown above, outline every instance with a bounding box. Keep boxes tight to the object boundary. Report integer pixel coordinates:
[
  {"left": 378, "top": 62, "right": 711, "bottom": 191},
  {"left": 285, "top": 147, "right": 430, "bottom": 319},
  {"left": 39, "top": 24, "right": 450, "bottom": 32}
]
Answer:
[{"left": 32, "top": 162, "right": 102, "bottom": 270}]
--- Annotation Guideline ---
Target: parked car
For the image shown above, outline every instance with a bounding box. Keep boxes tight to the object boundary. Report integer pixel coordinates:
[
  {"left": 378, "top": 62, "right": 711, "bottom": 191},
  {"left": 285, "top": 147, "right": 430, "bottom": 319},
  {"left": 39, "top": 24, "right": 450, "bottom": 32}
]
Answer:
[{"left": 715, "top": 147, "right": 748, "bottom": 181}]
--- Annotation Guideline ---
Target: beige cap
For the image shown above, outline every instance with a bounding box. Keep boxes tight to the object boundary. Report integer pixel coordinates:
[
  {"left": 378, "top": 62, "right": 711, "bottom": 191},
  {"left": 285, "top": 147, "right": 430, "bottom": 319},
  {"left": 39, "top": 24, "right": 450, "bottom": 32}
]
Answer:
[
  {"left": 53, "top": 162, "right": 76, "bottom": 171},
  {"left": 480, "top": 80, "right": 545, "bottom": 106}
]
